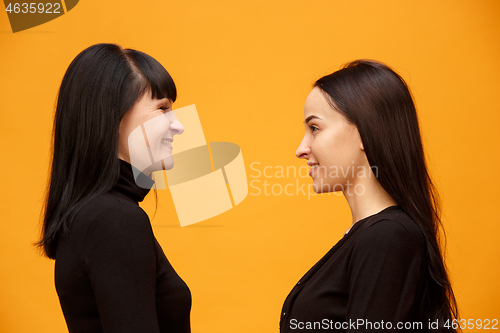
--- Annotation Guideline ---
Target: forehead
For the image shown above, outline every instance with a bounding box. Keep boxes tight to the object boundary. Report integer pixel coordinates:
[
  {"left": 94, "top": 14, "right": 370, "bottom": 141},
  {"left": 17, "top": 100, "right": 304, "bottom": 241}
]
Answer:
[{"left": 304, "top": 87, "right": 334, "bottom": 118}]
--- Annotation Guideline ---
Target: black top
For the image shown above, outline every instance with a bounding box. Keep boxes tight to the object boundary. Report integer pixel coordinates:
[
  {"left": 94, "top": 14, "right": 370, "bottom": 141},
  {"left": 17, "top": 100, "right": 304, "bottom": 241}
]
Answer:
[
  {"left": 280, "top": 205, "right": 429, "bottom": 332},
  {"left": 55, "top": 159, "right": 191, "bottom": 333}
]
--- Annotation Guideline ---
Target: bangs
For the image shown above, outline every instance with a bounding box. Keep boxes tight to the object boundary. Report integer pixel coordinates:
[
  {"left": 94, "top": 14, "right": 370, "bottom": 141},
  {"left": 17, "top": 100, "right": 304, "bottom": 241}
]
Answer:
[{"left": 124, "top": 49, "right": 177, "bottom": 102}]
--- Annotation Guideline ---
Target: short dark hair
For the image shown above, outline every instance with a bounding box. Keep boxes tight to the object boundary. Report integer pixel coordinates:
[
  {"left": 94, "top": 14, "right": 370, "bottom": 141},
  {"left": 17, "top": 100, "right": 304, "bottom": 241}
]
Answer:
[
  {"left": 36, "top": 43, "right": 176, "bottom": 259},
  {"left": 315, "top": 59, "right": 460, "bottom": 332}
]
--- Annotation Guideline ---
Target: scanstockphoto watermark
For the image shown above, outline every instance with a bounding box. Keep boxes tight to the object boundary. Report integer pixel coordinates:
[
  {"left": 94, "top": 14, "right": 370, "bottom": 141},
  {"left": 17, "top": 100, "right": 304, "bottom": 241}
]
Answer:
[
  {"left": 289, "top": 318, "right": 423, "bottom": 330},
  {"left": 248, "top": 162, "right": 379, "bottom": 199},
  {"left": 289, "top": 318, "right": 500, "bottom": 330}
]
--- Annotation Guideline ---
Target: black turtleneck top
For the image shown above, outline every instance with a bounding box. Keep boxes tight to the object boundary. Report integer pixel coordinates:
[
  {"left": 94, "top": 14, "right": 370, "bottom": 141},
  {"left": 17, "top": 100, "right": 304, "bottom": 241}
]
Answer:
[
  {"left": 55, "top": 159, "right": 191, "bottom": 333},
  {"left": 279, "top": 205, "right": 429, "bottom": 332}
]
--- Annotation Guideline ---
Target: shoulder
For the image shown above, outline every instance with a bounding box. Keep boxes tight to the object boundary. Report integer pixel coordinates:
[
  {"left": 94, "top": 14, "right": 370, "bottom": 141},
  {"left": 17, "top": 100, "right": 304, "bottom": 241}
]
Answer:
[
  {"left": 78, "top": 193, "right": 152, "bottom": 245},
  {"left": 353, "top": 209, "right": 426, "bottom": 256},
  {"left": 78, "top": 192, "right": 149, "bottom": 223},
  {"left": 76, "top": 195, "right": 158, "bottom": 280},
  {"left": 347, "top": 209, "right": 427, "bottom": 281}
]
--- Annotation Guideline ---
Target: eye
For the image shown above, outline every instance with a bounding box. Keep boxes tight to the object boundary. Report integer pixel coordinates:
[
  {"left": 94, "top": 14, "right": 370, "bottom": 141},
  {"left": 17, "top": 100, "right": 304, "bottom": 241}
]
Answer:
[
  {"left": 160, "top": 106, "right": 171, "bottom": 112},
  {"left": 309, "top": 125, "right": 319, "bottom": 132}
]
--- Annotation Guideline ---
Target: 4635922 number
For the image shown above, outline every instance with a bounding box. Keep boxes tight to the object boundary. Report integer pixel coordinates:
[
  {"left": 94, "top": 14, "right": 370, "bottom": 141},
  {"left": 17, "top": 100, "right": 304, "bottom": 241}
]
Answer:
[
  {"left": 5, "top": 3, "right": 61, "bottom": 14},
  {"left": 444, "top": 319, "right": 498, "bottom": 330}
]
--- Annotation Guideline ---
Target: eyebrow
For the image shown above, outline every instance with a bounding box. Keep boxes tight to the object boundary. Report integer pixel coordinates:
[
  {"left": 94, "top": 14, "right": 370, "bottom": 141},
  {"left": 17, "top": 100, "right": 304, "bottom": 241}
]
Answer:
[
  {"left": 304, "top": 115, "right": 321, "bottom": 124},
  {"left": 157, "top": 98, "right": 172, "bottom": 106}
]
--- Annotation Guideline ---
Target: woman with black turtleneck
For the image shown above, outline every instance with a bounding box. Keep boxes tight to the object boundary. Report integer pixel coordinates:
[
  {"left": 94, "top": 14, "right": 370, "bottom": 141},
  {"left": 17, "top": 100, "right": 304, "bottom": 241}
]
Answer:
[{"left": 36, "top": 43, "right": 191, "bottom": 332}]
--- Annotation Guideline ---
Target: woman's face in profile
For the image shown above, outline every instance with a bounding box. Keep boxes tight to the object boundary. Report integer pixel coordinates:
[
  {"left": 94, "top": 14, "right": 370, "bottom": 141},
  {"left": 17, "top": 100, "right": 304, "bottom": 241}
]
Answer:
[
  {"left": 295, "top": 87, "right": 366, "bottom": 193},
  {"left": 118, "top": 91, "right": 184, "bottom": 175}
]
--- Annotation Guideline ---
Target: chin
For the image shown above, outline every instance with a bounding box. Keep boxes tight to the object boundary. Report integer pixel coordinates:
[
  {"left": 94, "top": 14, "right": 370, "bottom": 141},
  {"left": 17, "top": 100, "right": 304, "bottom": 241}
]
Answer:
[
  {"left": 312, "top": 183, "right": 321, "bottom": 193},
  {"left": 161, "top": 156, "right": 174, "bottom": 171},
  {"left": 313, "top": 179, "right": 335, "bottom": 194}
]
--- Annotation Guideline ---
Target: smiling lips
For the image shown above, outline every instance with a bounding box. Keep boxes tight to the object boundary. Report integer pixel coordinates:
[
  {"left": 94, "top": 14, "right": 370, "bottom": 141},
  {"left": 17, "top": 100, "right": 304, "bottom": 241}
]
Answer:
[
  {"left": 307, "top": 162, "right": 319, "bottom": 176},
  {"left": 161, "top": 138, "right": 173, "bottom": 148}
]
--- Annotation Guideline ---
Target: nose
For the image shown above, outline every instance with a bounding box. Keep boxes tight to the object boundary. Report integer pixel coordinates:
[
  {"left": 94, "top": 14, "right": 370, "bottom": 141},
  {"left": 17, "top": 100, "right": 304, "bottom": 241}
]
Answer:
[
  {"left": 170, "top": 115, "right": 184, "bottom": 136},
  {"left": 295, "top": 136, "right": 311, "bottom": 159}
]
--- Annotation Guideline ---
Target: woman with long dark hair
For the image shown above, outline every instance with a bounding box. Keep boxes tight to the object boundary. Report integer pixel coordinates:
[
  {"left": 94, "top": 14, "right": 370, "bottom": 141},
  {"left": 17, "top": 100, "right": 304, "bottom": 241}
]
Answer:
[
  {"left": 280, "top": 60, "right": 459, "bottom": 332},
  {"left": 36, "top": 43, "right": 191, "bottom": 332}
]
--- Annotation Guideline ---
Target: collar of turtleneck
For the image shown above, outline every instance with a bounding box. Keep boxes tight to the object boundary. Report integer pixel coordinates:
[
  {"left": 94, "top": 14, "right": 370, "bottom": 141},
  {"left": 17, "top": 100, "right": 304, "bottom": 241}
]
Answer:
[{"left": 111, "top": 159, "right": 155, "bottom": 203}]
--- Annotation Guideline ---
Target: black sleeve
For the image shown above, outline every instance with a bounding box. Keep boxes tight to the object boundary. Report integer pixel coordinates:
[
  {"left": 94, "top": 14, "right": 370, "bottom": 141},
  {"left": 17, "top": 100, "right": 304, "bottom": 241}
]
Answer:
[
  {"left": 82, "top": 202, "right": 160, "bottom": 333},
  {"left": 346, "top": 219, "right": 426, "bottom": 332}
]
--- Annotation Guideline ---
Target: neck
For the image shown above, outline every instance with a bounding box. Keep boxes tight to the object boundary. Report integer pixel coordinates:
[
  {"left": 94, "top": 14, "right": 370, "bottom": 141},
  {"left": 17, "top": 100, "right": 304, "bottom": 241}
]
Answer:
[{"left": 342, "top": 172, "right": 397, "bottom": 231}]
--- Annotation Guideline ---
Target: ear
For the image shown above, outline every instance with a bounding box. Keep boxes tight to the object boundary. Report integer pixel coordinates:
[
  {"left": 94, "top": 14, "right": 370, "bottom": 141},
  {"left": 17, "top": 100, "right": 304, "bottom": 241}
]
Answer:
[{"left": 354, "top": 128, "right": 364, "bottom": 151}]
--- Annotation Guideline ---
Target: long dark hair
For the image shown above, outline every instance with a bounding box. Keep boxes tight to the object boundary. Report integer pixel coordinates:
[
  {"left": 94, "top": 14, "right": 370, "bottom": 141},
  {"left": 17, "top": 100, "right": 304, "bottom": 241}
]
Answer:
[
  {"left": 36, "top": 43, "right": 177, "bottom": 259},
  {"left": 315, "top": 60, "right": 459, "bottom": 332}
]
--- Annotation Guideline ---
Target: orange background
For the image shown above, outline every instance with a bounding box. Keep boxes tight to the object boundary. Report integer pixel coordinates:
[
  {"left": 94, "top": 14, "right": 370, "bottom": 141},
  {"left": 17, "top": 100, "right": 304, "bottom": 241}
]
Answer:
[{"left": 1, "top": 0, "right": 499, "bottom": 332}]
